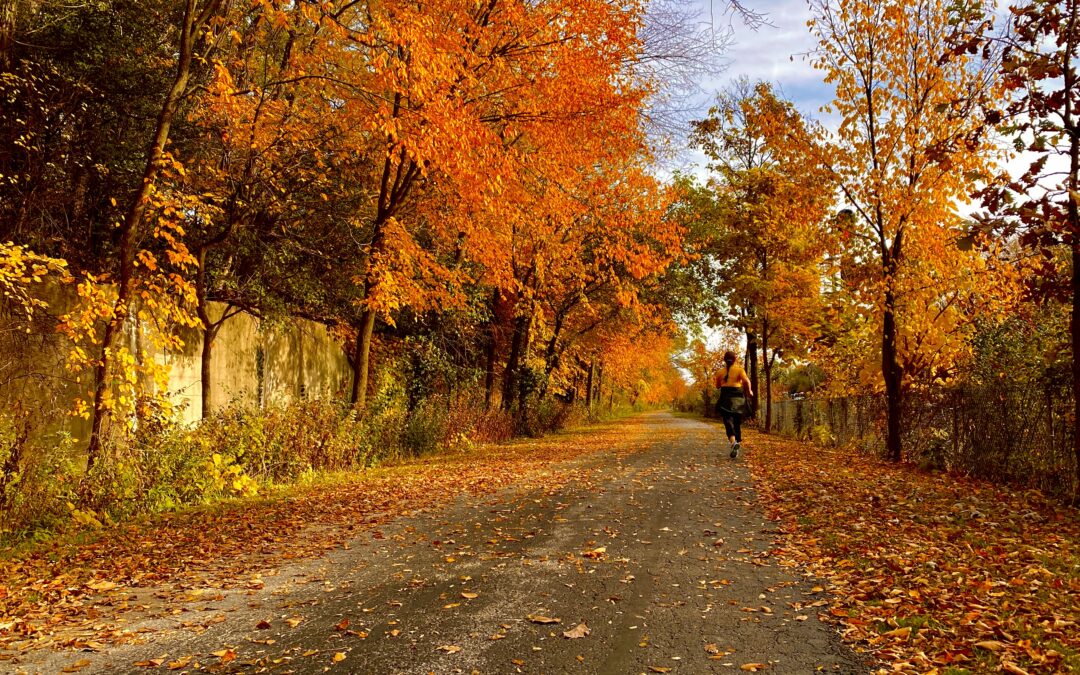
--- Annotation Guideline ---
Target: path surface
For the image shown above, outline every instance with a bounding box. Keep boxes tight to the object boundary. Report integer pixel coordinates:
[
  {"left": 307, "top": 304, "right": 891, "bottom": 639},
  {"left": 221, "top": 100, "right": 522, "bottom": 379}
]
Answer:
[{"left": 20, "top": 413, "right": 866, "bottom": 674}]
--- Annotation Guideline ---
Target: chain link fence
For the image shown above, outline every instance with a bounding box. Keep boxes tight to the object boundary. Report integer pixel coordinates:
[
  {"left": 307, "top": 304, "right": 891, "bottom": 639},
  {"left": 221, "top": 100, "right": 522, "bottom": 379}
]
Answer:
[{"left": 772, "top": 383, "right": 1077, "bottom": 498}]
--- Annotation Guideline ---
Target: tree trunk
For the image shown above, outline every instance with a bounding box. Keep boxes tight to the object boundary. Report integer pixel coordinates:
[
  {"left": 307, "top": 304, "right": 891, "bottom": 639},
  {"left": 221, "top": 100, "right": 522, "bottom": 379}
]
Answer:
[
  {"left": 201, "top": 325, "right": 216, "bottom": 418},
  {"left": 882, "top": 285, "right": 903, "bottom": 462},
  {"left": 351, "top": 310, "right": 375, "bottom": 408},
  {"left": 594, "top": 363, "right": 603, "bottom": 408},
  {"left": 194, "top": 246, "right": 221, "bottom": 419},
  {"left": 86, "top": 0, "right": 220, "bottom": 468},
  {"left": 762, "top": 324, "right": 772, "bottom": 433},
  {"left": 484, "top": 324, "right": 497, "bottom": 409},
  {"left": 539, "top": 314, "right": 565, "bottom": 399},
  {"left": 0, "top": 0, "right": 14, "bottom": 72},
  {"left": 501, "top": 312, "right": 530, "bottom": 411},
  {"left": 586, "top": 360, "right": 595, "bottom": 410},
  {"left": 746, "top": 328, "right": 759, "bottom": 419},
  {"left": 1070, "top": 166, "right": 1080, "bottom": 501}
]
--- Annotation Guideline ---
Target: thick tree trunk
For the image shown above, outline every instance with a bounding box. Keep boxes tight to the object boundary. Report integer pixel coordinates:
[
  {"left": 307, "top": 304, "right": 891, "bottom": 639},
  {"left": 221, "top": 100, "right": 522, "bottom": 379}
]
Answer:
[
  {"left": 201, "top": 325, "right": 215, "bottom": 417},
  {"left": 351, "top": 310, "right": 375, "bottom": 408},
  {"left": 539, "top": 314, "right": 565, "bottom": 399},
  {"left": 746, "top": 328, "right": 759, "bottom": 419},
  {"left": 501, "top": 312, "right": 530, "bottom": 411},
  {"left": 87, "top": 0, "right": 219, "bottom": 467}
]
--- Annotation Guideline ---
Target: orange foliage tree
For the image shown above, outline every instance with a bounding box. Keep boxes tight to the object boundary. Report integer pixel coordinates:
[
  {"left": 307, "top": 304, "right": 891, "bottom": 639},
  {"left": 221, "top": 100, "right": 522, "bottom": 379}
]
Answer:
[
  {"left": 692, "top": 82, "right": 835, "bottom": 430},
  {"left": 808, "top": 0, "right": 1012, "bottom": 460}
]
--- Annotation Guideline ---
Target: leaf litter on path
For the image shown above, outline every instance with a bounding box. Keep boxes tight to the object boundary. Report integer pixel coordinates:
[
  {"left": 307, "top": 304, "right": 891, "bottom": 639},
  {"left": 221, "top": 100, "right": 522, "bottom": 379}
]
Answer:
[
  {"left": 0, "top": 418, "right": 651, "bottom": 657},
  {"left": 746, "top": 431, "right": 1080, "bottom": 674}
]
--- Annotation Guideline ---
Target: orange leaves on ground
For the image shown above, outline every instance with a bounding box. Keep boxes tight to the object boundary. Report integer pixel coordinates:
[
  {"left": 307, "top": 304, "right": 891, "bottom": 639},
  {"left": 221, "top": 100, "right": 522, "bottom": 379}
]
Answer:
[
  {"left": 747, "top": 432, "right": 1080, "bottom": 673},
  {"left": 0, "top": 418, "right": 649, "bottom": 653}
]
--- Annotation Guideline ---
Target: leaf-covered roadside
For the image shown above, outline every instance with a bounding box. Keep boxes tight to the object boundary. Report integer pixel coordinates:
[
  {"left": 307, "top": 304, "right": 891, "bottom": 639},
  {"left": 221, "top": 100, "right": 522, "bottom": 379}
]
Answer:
[
  {"left": 747, "top": 432, "right": 1080, "bottom": 674},
  {"left": 0, "top": 419, "right": 643, "bottom": 658}
]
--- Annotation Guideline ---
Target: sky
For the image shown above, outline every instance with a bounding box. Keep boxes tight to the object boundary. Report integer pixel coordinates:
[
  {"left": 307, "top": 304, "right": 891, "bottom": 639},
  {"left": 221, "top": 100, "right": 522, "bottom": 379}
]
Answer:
[{"left": 674, "top": 0, "right": 832, "bottom": 178}]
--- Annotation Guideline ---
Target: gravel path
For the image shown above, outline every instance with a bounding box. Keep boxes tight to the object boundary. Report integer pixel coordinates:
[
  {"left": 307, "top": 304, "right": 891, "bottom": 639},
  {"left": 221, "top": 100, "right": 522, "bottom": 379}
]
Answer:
[{"left": 18, "top": 412, "right": 868, "bottom": 674}]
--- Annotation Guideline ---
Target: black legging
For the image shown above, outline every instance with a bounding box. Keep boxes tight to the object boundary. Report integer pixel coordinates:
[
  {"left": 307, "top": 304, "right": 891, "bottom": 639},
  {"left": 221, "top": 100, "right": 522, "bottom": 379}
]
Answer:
[
  {"left": 717, "top": 386, "right": 743, "bottom": 442},
  {"left": 721, "top": 409, "right": 742, "bottom": 443}
]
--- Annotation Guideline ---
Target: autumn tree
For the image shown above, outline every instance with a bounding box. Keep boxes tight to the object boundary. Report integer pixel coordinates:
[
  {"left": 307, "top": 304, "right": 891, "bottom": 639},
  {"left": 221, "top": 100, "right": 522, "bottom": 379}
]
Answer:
[
  {"left": 688, "top": 82, "right": 833, "bottom": 429},
  {"left": 808, "top": 0, "right": 1004, "bottom": 460},
  {"left": 962, "top": 0, "right": 1080, "bottom": 495}
]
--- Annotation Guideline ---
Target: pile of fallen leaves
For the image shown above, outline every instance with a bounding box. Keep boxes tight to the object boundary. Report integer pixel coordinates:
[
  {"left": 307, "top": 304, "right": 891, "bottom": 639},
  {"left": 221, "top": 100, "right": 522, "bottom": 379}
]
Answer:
[
  {"left": 747, "top": 432, "right": 1080, "bottom": 674},
  {"left": 0, "top": 418, "right": 643, "bottom": 657}
]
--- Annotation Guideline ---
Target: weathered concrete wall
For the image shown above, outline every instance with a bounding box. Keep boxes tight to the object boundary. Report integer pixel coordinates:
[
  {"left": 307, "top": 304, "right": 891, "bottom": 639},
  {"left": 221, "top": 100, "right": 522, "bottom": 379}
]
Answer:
[
  {"left": 1, "top": 292, "right": 353, "bottom": 439},
  {"left": 161, "top": 303, "right": 352, "bottom": 426}
]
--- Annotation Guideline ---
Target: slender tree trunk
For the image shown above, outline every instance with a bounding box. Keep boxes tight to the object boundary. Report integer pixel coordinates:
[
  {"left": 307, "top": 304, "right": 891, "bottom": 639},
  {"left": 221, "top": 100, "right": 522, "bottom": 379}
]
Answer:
[
  {"left": 0, "top": 0, "right": 14, "bottom": 72},
  {"left": 586, "top": 360, "right": 595, "bottom": 410},
  {"left": 87, "top": 0, "right": 220, "bottom": 467},
  {"left": 883, "top": 283, "right": 903, "bottom": 462},
  {"left": 594, "top": 363, "right": 603, "bottom": 408},
  {"left": 762, "top": 324, "right": 772, "bottom": 433},
  {"left": 484, "top": 325, "right": 497, "bottom": 409},
  {"left": 746, "top": 328, "right": 759, "bottom": 419},
  {"left": 1069, "top": 131, "right": 1080, "bottom": 499}
]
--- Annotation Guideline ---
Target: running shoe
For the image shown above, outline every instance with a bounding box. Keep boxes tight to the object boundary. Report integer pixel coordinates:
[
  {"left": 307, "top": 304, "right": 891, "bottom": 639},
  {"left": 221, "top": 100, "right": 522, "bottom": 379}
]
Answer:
[{"left": 730, "top": 442, "right": 740, "bottom": 459}]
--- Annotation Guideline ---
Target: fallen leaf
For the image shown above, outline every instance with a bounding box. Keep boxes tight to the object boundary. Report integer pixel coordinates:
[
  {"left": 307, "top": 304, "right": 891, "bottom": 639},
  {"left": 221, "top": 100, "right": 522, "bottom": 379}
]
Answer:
[
  {"left": 562, "top": 622, "right": 590, "bottom": 639},
  {"left": 648, "top": 667, "right": 672, "bottom": 673},
  {"left": 133, "top": 657, "right": 166, "bottom": 668},
  {"left": 704, "top": 643, "right": 721, "bottom": 655},
  {"left": 166, "top": 657, "right": 192, "bottom": 670},
  {"left": 256, "top": 619, "right": 272, "bottom": 629},
  {"left": 461, "top": 592, "right": 479, "bottom": 599},
  {"left": 526, "top": 614, "right": 561, "bottom": 624},
  {"left": 741, "top": 664, "right": 768, "bottom": 672},
  {"left": 61, "top": 659, "right": 92, "bottom": 673},
  {"left": 438, "top": 645, "right": 462, "bottom": 654},
  {"left": 285, "top": 617, "right": 303, "bottom": 628},
  {"left": 974, "top": 640, "right": 1006, "bottom": 652},
  {"left": 332, "top": 652, "right": 346, "bottom": 662},
  {"left": 211, "top": 649, "right": 236, "bottom": 663},
  {"left": 334, "top": 618, "right": 350, "bottom": 631}
]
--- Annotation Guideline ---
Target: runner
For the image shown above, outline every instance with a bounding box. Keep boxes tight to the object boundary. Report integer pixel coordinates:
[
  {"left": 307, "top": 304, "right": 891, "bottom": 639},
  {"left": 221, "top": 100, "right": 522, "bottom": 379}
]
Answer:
[{"left": 715, "top": 350, "right": 753, "bottom": 458}]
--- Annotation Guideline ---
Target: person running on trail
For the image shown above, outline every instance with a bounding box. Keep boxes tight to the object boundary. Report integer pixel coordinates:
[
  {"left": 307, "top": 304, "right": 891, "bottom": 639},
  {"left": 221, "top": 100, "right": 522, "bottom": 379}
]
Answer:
[{"left": 715, "top": 350, "right": 753, "bottom": 459}]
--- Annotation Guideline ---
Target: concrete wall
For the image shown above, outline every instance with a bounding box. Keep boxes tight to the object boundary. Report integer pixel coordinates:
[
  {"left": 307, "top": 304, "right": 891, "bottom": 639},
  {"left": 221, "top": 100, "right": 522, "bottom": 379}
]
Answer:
[
  {"left": 162, "top": 303, "right": 353, "bottom": 426},
  {"left": 1, "top": 294, "right": 353, "bottom": 441}
]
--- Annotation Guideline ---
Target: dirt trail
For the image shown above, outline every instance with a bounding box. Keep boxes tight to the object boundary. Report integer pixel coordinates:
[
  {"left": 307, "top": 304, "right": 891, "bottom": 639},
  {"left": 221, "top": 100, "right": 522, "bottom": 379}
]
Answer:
[{"left": 12, "top": 413, "right": 867, "bottom": 674}]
